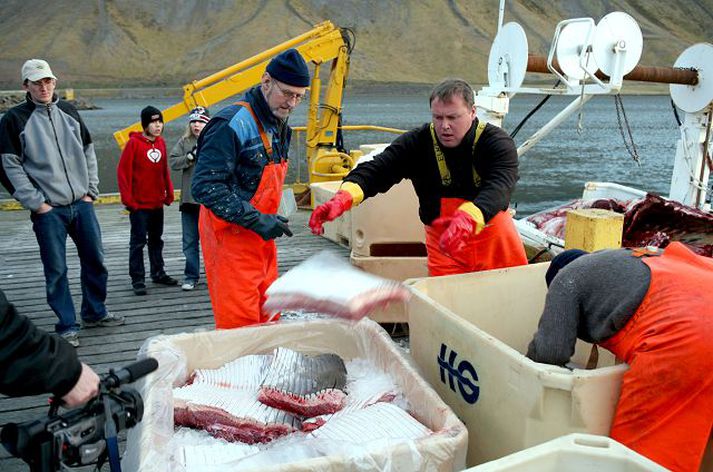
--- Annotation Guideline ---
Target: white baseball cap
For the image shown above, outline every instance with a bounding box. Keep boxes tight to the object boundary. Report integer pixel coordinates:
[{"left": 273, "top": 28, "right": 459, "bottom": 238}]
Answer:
[{"left": 21, "top": 59, "right": 57, "bottom": 82}]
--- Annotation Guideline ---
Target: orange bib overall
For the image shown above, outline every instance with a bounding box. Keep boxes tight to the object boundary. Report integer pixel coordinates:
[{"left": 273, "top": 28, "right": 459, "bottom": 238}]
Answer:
[
  {"left": 199, "top": 103, "right": 288, "bottom": 329},
  {"left": 425, "top": 197, "right": 528, "bottom": 276},
  {"left": 600, "top": 242, "right": 713, "bottom": 471}
]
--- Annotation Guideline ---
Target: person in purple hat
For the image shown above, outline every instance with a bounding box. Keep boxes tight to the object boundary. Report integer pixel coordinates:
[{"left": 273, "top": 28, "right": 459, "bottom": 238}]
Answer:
[{"left": 191, "top": 49, "right": 310, "bottom": 328}]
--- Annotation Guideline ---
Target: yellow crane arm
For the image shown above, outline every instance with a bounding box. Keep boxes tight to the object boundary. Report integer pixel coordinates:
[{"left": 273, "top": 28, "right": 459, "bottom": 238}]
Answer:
[{"left": 112, "top": 21, "right": 351, "bottom": 153}]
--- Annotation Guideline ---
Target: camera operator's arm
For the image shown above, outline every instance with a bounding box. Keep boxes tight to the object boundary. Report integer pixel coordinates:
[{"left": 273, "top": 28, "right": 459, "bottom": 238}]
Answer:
[
  {"left": 0, "top": 289, "right": 91, "bottom": 400},
  {"left": 61, "top": 363, "right": 100, "bottom": 407}
]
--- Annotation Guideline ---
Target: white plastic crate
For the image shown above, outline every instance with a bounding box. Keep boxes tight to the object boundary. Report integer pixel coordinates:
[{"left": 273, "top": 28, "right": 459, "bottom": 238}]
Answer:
[
  {"left": 408, "top": 262, "right": 628, "bottom": 467},
  {"left": 465, "top": 433, "right": 667, "bottom": 471}
]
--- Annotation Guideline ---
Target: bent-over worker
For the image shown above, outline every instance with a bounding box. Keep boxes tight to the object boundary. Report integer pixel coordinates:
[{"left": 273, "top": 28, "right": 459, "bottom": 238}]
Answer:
[
  {"left": 309, "top": 78, "right": 527, "bottom": 275},
  {"left": 527, "top": 242, "right": 713, "bottom": 472},
  {"left": 191, "top": 49, "right": 309, "bottom": 328}
]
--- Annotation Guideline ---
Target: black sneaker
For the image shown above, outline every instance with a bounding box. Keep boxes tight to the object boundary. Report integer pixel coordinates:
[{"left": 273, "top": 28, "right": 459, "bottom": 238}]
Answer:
[
  {"left": 133, "top": 282, "right": 147, "bottom": 296},
  {"left": 152, "top": 274, "right": 178, "bottom": 286},
  {"left": 84, "top": 313, "right": 126, "bottom": 328}
]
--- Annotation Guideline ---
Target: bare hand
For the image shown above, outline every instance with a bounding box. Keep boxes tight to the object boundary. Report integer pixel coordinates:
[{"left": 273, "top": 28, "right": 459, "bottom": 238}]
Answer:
[
  {"left": 81, "top": 195, "right": 94, "bottom": 203},
  {"left": 61, "top": 363, "right": 100, "bottom": 407},
  {"left": 35, "top": 203, "right": 53, "bottom": 214}
]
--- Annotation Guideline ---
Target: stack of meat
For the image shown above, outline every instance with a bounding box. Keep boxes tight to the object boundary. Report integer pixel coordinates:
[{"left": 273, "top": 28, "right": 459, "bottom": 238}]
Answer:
[
  {"left": 172, "top": 348, "right": 430, "bottom": 453},
  {"left": 526, "top": 193, "right": 713, "bottom": 257}
]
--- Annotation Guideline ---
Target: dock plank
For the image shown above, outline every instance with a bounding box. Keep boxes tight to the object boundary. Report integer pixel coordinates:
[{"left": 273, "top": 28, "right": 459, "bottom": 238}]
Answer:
[{"left": 0, "top": 203, "right": 349, "bottom": 470}]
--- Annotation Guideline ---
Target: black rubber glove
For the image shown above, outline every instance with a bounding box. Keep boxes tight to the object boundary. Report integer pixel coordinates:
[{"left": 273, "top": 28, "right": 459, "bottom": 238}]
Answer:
[
  {"left": 187, "top": 146, "right": 196, "bottom": 162},
  {"left": 252, "top": 214, "right": 293, "bottom": 240}
]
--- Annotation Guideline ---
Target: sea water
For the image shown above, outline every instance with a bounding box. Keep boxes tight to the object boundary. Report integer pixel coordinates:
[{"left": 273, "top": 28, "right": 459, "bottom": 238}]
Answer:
[{"left": 2, "top": 91, "right": 681, "bottom": 217}]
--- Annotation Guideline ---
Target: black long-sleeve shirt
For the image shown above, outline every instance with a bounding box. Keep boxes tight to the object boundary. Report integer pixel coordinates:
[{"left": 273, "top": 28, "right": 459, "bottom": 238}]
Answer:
[
  {"left": 343, "top": 119, "right": 519, "bottom": 224},
  {"left": 0, "top": 290, "right": 81, "bottom": 398}
]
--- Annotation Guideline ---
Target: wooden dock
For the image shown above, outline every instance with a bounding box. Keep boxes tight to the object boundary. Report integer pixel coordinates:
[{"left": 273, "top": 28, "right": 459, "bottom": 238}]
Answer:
[{"left": 0, "top": 204, "right": 349, "bottom": 471}]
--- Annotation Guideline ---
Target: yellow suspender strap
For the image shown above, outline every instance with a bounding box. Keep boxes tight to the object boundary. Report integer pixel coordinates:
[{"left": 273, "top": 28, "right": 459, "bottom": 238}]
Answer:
[
  {"left": 430, "top": 123, "right": 451, "bottom": 186},
  {"left": 430, "top": 120, "right": 487, "bottom": 187},
  {"left": 471, "top": 120, "right": 486, "bottom": 187},
  {"left": 235, "top": 101, "right": 273, "bottom": 157}
]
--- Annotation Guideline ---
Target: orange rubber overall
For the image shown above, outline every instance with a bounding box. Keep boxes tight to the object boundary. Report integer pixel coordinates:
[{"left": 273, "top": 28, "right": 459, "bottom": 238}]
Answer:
[
  {"left": 425, "top": 197, "right": 527, "bottom": 276},
  {"left": 599, "top": 242, "right": 713, "bottom": 471},
  {"left": 199, "top": 103, "right": 288, "bottom": 329}
]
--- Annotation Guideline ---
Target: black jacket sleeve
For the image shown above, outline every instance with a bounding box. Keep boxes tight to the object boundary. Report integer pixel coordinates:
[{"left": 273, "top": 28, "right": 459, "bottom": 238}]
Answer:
[
  {"left": 472, "top": 124, "right": 519, "bottom": 222},
  {"left": 0, "top": 290, "right": 82, "bottom": 398}
]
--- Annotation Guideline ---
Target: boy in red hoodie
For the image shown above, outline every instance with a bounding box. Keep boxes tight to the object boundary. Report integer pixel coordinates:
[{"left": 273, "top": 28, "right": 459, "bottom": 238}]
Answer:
[{"left": 117, "top": 106, "right": 177, "bottom": 295}]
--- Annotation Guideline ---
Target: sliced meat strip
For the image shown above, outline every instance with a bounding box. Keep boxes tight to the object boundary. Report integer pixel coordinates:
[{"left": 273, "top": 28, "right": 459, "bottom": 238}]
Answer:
[
  {"left": 174, "top": 383, "right": 301, "bottom": 444},
  {"left": 259, "top": 347, "right": 347, "bottom": 417}
]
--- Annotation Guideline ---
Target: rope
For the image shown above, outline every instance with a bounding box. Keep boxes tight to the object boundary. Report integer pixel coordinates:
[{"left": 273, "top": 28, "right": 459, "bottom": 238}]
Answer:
[
  {"left": 614, "top": 94, "right": 641, "bottom": 166},
  {"left": 576, "top": 50, "right": 594, "bottom": 135},
  {"left": 670, "top": 98, "right": 682, "bottom": 127}
]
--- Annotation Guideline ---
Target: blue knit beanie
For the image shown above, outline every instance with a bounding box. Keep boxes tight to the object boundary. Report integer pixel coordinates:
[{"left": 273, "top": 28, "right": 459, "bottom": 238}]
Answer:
[
  {"left": 266, "top": 49, "right": 310, "bottom": 87},
  {"left": 545, "top": 249, "right": 589, "bottom": 287}
]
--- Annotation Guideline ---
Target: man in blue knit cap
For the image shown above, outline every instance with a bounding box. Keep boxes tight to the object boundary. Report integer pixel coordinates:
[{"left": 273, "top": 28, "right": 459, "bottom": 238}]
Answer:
[{"left": 192, "top": 48, "right": 310, "bottom": 328}]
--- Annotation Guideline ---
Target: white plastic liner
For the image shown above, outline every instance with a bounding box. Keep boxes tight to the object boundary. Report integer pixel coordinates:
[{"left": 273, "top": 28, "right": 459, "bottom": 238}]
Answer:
[{"left": 122, "top": 318, "right": 467, "bottom": 471}]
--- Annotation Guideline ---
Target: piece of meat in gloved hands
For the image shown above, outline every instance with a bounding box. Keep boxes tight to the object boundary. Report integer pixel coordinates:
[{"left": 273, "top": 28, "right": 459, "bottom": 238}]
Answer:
[{"left": 263, "top": 251, "right": 411, "bottom": 320}]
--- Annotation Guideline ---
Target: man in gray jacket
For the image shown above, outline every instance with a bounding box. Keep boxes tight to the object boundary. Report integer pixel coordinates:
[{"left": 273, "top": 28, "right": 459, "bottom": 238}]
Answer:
[{"left": 0, "top": 59, "right": 124, "bottom": 347}]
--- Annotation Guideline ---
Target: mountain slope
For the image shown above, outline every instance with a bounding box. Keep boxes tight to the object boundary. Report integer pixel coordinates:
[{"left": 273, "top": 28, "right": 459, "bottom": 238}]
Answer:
[{"left": 0, "top": 0, "right": 709, "bottom": 88}]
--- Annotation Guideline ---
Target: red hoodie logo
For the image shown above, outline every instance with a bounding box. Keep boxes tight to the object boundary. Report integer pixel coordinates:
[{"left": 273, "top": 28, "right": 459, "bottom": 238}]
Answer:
[{"left": 147, "top": 148, "right": 162, "bottom": 163}]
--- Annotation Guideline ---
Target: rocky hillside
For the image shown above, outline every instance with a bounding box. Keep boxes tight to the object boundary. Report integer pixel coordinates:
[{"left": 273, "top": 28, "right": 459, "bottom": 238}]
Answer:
[{"left": 0, "top": 0, "right": 709, "bottom": 88}]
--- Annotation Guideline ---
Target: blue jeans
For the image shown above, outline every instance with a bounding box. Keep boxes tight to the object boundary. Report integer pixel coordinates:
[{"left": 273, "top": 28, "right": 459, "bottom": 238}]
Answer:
[
  {"left": 129, "top": 208, "right": 166, "bottom": 284},
  {"left": 181, "top": 206, "right": 200, "bottom": 283},
  {"left": 30, "top": 200, "right": 108, "bottom": 334}
]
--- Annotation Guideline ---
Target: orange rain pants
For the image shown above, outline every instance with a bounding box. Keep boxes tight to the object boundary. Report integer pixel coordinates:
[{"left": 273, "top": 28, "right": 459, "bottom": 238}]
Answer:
[
  {"left": 199, "top": 159, "right": 287, "bottom": 329},
  {"left": 599, "top": 242, "right": 713, "bottom": 471},
  {"left": 424, "top": 197, "right": 528, "bottom": 276}
]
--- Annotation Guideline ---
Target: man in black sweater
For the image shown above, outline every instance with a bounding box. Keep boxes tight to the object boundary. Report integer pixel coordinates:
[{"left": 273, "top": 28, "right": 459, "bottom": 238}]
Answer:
[
  {"left": 527, "top": 243, "right": 713, "bottom": 471},
  {"left": 309, "top": 78, "right": 527, "bottom": 275},
  {"left": 0, "top": 289, "right": 99, "bottom": 407}
]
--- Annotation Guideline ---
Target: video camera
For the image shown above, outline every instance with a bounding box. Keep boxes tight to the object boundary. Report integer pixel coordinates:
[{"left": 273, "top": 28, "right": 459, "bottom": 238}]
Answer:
[{"left": 1, "top": 357, "right": 158, "bottom": 472}]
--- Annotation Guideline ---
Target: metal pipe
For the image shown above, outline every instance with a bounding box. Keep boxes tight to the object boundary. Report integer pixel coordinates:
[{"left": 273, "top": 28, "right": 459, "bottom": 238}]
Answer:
[
  {"left": 498, "top": 0, "right": 506, "bottom": 32},
  {"left": 517, "top": 94, "right": 594, "bottom": 157},
  {"left": 526, "top": 55, "right": 698, "bottom": 86},
  {"left": 695, "top": 108, "right": 713, "bottom": 207}
]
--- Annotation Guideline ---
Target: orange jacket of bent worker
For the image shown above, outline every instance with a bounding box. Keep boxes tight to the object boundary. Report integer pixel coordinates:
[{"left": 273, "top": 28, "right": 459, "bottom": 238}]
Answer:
[
  {"left": 528, "top": 242, "right": 713, "bottom": 472},
  {"left": 191, "top": 86, "right": 291, "bottom": 328}
]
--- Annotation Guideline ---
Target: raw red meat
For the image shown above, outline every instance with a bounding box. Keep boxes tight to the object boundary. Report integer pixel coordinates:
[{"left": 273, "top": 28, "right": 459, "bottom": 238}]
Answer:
[{"left": 258, "top": 347, "right": 347, "bottom": 417}]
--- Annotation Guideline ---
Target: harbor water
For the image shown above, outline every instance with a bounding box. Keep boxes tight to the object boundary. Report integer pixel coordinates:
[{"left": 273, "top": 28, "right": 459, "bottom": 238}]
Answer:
[{"left": 1, "top": 90, "right": 681, "bottom": 217}]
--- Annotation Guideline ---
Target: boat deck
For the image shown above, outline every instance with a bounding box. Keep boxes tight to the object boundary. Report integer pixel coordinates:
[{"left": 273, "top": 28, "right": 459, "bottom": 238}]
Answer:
[{"left": 0, "top": 204, "right": 349, "bottom": 471}]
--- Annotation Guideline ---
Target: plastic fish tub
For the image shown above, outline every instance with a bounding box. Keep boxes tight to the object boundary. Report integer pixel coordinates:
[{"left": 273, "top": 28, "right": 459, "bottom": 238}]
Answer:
[
  {"left": 122, "top": 318, "right": 467, "bottom": 471},
  {"left": 408, "top": 262, "right": 629, "bottom": 467},
  {"left": 465, "top": 433, "right": 667, "bottom": 471}
]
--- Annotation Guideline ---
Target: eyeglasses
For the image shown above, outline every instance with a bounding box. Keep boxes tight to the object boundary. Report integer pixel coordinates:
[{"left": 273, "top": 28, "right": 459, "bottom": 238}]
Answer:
[{"left": 273, "top": 81, "right": 307, "bottom": 103}]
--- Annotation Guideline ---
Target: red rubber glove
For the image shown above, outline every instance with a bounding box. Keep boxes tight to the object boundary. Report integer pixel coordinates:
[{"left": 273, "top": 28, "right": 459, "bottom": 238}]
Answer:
[
  {"left": 433, "top": 203, "right": 486, "bottom": 257},
  {"left": 309, "top": 190, "right": 353, "bottom": 235},
  {"left": 436, "top": 210, "right": 475, "bottom": 256}
]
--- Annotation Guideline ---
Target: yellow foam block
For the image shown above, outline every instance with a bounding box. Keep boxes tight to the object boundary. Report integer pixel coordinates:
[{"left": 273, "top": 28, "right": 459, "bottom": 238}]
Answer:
[{"left": 564, "top": 208, "right": 624, "bottom": 252}]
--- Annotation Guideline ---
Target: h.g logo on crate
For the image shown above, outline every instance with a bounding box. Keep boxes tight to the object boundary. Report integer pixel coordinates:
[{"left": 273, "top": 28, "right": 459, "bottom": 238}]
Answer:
[{"left": 437, "top": 343, "right": 479, "bottom": 404}]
